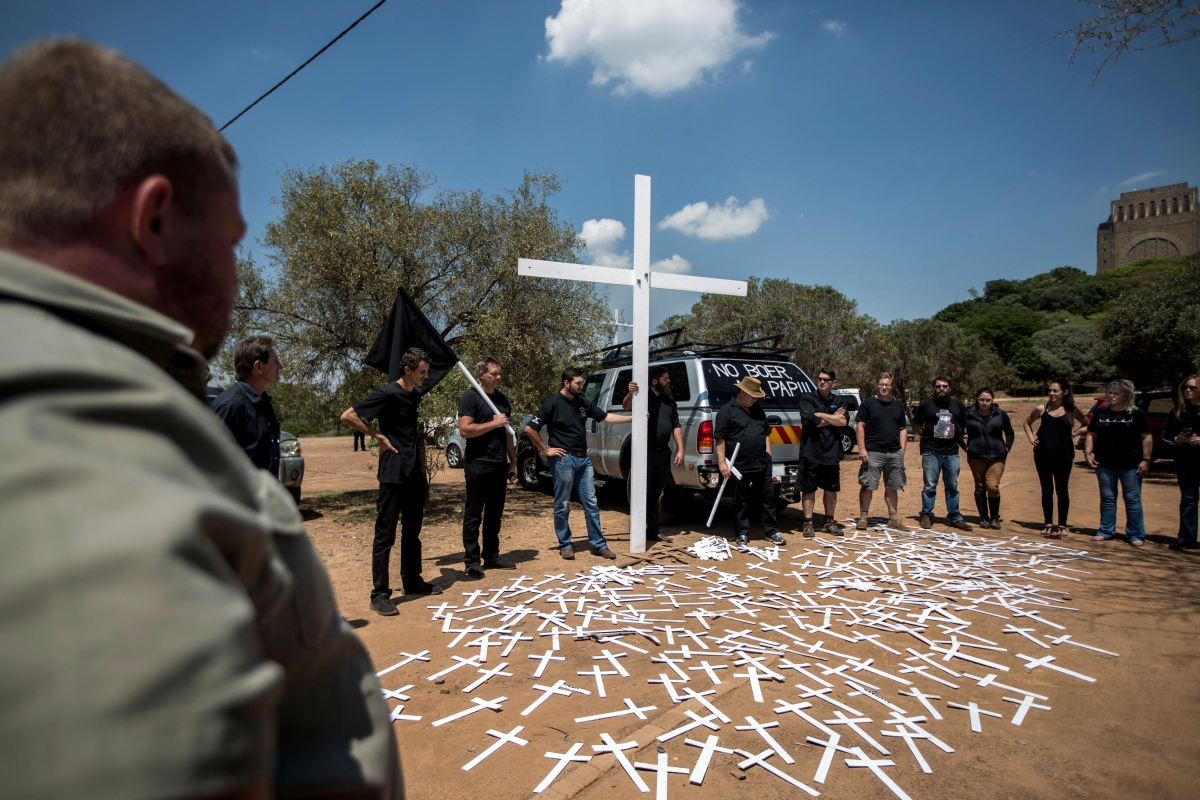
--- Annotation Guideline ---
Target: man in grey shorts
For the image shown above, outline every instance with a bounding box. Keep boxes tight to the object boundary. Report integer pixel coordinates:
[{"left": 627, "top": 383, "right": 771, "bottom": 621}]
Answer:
[{"left": 856, "top": 372, "right": 909, "bottom": 529}]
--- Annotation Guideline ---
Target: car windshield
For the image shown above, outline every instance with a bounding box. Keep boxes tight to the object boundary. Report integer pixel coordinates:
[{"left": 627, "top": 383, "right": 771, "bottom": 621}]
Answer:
[{"left": 701, "top": 359, "right": 815, "bottom": 410}]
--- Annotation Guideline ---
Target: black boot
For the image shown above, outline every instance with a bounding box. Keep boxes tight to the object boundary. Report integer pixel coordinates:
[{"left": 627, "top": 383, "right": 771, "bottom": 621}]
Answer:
[
  {"left": 988, "top": 496, "right": 1001, "bottom": 530},
  {"left": 974, "top": 491, "right": 991, "bottom": 529}
]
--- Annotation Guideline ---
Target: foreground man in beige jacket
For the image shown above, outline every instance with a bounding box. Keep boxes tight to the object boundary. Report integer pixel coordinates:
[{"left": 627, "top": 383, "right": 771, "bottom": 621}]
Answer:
[{"left": 0, "top": 40, "right": 402, "bottom": 799}]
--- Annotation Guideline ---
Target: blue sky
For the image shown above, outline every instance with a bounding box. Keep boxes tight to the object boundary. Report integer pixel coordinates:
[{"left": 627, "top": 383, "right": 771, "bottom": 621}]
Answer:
[{"left": 4, "top": 1, "right": 1198, "bottom": 330}]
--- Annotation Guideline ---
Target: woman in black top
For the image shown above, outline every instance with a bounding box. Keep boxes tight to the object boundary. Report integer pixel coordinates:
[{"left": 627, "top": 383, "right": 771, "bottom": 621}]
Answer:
[
  {"left": 1085, "top": 379, "right": 1152, "bottom": 546},
  {"left": 1023, "top": 380, "right": 1089, "bottom": 538},
  {"left": 1166, "top": 374, "right": 1200, "bottom": 550},
  {"left": 963, "top": 388, "right": 1014, "bottom": 529}
]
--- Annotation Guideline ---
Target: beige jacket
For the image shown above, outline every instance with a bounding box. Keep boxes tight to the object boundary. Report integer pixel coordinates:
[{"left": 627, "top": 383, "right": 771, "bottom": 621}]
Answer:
[{"left": 0, "top": 250, "right": 402, "bottom": 799}]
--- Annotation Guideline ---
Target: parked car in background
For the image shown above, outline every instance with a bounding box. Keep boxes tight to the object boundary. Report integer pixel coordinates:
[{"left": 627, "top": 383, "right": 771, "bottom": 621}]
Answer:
[
  {"left": 830, "top": 388, "right": 861, "bottom": 456},
  {"left": 279, "top": 431, "right": 304, "bottom": 503},
  {"left": 1136, "top": 389, "right": 1177, "bottom": 462},
  {"left": 444, "top": 427, "right": 466, "bottom": 468}
]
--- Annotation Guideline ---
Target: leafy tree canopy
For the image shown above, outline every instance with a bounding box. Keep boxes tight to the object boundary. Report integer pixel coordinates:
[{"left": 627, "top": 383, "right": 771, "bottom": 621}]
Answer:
[{"left": 883, "top": 318, "right": 1015, "bottom": 406}]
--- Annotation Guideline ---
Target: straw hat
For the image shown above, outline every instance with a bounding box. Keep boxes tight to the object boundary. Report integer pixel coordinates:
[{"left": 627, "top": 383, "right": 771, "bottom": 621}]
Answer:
[{"left": 733, "top": 376, "right": 766, "bottom": 398}]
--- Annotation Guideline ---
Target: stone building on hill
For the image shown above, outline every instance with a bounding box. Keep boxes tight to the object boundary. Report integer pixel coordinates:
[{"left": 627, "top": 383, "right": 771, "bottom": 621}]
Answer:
[{"left": 1096, "top": 182, "right": 1197, "bottom": 274}]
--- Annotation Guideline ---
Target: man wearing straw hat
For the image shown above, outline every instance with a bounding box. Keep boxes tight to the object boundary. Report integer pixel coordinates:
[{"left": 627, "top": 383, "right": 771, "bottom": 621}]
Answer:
[{"left": 714, "top": 375, "right": 786, "bottom": 547}]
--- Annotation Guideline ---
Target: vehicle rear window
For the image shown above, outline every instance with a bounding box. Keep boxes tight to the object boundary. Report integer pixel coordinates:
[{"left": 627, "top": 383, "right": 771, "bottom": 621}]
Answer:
[
  {"left": 610, "top": 362, "right": 693, "bottom": 407},
  {"left": 701, "top": 360, "right": 815, "bottom": 410}
]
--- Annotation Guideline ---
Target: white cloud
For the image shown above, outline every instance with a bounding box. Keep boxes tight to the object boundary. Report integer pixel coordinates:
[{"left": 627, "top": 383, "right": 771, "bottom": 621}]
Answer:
[
  {"left": 821, "top": 20, "right": 847, "bottom": 36},
  {"left": 651, "top": 254, "right": 692, "bottom": 273},
  {"left": 1119, "top": 170, "right": 1166, "bottom": 188},
  {"left": 657, "top": 196, "right": 770, "bottom": 240},
  {"left": 544, "top": 0, "right": 774, "bottom": 96},
  {"left": 579, "top": 218, "right": 631, "bottom": 268}
]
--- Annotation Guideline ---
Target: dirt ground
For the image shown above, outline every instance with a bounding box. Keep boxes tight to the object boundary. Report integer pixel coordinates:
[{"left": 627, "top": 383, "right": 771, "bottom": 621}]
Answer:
[{"left": 296, "top": 402, "right": 1199, "bottom": 800}]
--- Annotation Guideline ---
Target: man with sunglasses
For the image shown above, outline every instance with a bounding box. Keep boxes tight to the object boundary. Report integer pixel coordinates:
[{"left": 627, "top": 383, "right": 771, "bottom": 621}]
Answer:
[
  {"left": 911, "top": 376, "right": 971, "bottom": 530},
  {"left": 799, "top": 368, "right": 849, "bottom": 537}
]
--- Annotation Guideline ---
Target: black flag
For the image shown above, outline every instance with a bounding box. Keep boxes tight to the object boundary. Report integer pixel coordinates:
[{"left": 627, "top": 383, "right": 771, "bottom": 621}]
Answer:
[{"left": 364, "top": 284, "right": 458, "bottom": 387}]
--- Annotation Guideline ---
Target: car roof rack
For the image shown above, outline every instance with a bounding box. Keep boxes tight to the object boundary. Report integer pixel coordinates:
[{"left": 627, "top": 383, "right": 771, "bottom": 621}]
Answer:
[{"left": 573, "top": 330, "right": 794, "bottom": 368}]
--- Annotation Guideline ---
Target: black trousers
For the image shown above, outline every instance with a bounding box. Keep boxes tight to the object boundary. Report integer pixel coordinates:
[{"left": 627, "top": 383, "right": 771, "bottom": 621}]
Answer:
[
  {"left": 353, "top": 430, "right": 366, "bottom": 451},
  {"left": 1034, "top": 452, "right": 1073, "bottom": 526},
  {"left": 372, "top": 476, "right": 427, "bottom": 598},
  {"left": 732, "top": 467, "right": 779, "bottom": 537},
  {"left": 646, "top": 449, "right": 672, "bottom": 539},
  {"left": 462, "top": 459, "right": 508, "bottom": 567}
]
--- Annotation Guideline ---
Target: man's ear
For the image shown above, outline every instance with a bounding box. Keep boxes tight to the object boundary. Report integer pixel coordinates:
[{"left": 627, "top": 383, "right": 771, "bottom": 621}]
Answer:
[{"left": 128, "top": 175, "right": 175, "bottom": 266}]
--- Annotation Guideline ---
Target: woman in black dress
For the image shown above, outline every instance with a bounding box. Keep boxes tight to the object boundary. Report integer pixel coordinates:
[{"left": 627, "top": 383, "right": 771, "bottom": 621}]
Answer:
[
  {"left": 1022, "top": 380, "right": 1089, "bottom": 538},
  {"left": 1166, "top": 374, "right": 1200, "bottom": 551}
]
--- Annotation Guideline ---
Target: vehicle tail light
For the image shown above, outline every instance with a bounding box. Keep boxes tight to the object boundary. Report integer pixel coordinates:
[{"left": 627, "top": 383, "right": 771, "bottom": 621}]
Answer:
[{"left": 697, "top": 420, "right": 713, "bottom": 454}]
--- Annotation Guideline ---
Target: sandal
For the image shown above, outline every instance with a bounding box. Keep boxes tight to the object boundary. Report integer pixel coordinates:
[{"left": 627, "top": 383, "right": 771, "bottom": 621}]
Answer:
[
  {"left": 1046, "top": 526, "right": 1063, "bottom": 539},
  {"left": 1040, "top": 525, "right": 1055, "bottom": 538}
]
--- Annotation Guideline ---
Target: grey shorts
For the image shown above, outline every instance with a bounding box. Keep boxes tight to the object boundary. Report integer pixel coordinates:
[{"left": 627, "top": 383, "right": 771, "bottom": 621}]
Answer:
[{"left": 858, "top": 450, "right": 906, "bottom": 491}]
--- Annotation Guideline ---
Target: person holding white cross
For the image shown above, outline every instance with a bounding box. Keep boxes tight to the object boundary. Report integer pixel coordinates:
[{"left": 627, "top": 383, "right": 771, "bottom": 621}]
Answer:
[
  {"left": 622, "top": 364, "right": 684, "bottom": 544},
  {"left": 525, "top": 367, "right": 635, "bottom": 559},
  {"left": 715, "top": 376, "right": 785, "bottom": 547}
]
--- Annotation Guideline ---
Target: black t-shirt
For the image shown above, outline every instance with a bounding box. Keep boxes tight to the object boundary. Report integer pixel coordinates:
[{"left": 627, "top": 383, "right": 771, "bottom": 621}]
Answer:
[
  {"left": 857, "top": 396, "right": 906, "bottom": 453},
  {"left": 647, "top": 391, "right": 682, "bottom": 451},
  {"left": 212, "top": 381, "right": 281, "bottom": 476},
  {"left": 713, "top": 399, "right": 770, "bottom": 472},
  {"left": 1091, "top": 407, "right": 1151, "bottom": 469},
  {"left": 529, "top": 391, "right": 607, "bottom": 452},
  {"left": 353, "top": 382, "right": 424, "bottom": 483},
  {"left": 913, "top": 397, "right": 967, "bottom": 456},
  {"left": 458, "top": 388, "right": 511, "bottom": 463},
  {"left": 801, "top": 391, "right": 848, "bottom": 466}
]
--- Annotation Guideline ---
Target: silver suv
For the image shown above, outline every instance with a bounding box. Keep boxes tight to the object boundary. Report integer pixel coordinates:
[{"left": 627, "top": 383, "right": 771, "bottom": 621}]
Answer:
[{"left": 515, "top": 334, "right": 816, "bottom": 510}]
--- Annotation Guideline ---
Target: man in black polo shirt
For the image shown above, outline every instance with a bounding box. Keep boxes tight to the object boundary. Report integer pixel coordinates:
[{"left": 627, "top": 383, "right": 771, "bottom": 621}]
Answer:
[
  {"left": 799, "top": 367, "right": 849, "bottom": 538},
  {"left": 715, "top": 376, "right": 785, "bottom": 547},
  {"left": 912, "top": 375, "right": 971, "bottom": 531},
  {"left": 212, "top": 334, "right": 282, "bottom": 478},
  {"left": 340, "top": 347, "right": 441, "bottom": 616},
  {"left": 458, "top": 356, "right": 518, "bottom": 578},
  {"left": 622, "top": 364, "right": 684, "bottom": 544},
  {"left": 525, "top": 367, "right": 634, "bottom": 560}
]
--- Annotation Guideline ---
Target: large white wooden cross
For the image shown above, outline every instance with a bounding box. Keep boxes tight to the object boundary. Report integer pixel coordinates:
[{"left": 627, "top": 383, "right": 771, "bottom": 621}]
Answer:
[{"left": 518, "top": 175, "right": 748, "bottom": 553}]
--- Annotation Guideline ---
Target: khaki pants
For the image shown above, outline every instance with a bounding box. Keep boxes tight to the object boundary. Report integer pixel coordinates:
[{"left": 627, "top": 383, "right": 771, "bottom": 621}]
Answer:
[{"left": 968, "top": 458, "right": 1006, "bottom": 497}]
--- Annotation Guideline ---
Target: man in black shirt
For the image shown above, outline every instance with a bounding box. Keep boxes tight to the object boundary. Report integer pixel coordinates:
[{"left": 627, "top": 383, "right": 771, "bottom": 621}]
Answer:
[
  {"left": 341, "top": 347, "right": 442, "bottom": 615},
  {"left": 799, "top": 368, "right": 848, "bottom": 538},
  {"left": 856, "top": 372, "right": 908, "bottom": 530},
  {"left": 714, "top": 376, "right": 785, "bottom": 547},
  {"left": 622, "top": 365, "right": 684, "bottom": 544},
  {"left": 911, "top": 375, "right": 971, "bottom": 531},
  {"left": 212, "top": 335, "right": 282, "bottom": 477},
  {"left": 458, "top": 357, "right": 517, "bottom": 578},
  {"left": 525, "top": 367, "right": 634, "bottom": 560}
]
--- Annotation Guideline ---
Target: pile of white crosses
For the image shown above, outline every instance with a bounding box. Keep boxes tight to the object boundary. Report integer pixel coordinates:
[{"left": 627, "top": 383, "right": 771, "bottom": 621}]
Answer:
[{"left": 375, "top": 526, "right": 1117, "bottom": 799}]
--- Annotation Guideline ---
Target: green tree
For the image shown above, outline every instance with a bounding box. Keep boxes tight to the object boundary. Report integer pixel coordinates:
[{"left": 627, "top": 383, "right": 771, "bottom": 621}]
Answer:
[
  {"left": 1098, "top": 256, "right": 1200, "bottom": 387},
  {"left": 658, "top": 277, "right": 884, "bottom": 391},
  {"left": 957, "top": 305, "right": 1050, "bottom": 378},
  {"left": 1031, "top": 323, "right": 1114, "bottom": 382},
  {"left": 883, "top": 318, "right": 1015, "bottom": 406},
  {"left": 231, "top": 160, "right": 609, "bottom": 445}
]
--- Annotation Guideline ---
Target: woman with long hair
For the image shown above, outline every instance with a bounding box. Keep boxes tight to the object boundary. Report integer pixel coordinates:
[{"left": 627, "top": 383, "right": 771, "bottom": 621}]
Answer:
[
  {"left": 1085, "top": 379, "right": 1152, "bottom": 547},
  {"left": 964, "top": 387, "right": 1014, "bottom": 529},
  {"left": 1166, "top": 374, "right": 1200, "bottom": 551},
  {"left": 1023, "top": 380, "right": 1089, "bottom": 538}
]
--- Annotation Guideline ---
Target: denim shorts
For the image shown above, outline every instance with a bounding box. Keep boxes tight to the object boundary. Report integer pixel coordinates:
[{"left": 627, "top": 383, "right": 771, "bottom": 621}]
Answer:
[{"left": 858, "top": 450, "right": 906, "bottom": 490}]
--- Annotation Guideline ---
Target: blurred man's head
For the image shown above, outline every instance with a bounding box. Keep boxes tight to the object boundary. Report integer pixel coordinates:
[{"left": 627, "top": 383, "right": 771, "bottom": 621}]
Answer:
[
  {"left": 0, "top": 40, "right": 244, "bottom": 359},
  {"left": 233, "top": 335, "right": 282, "bottom": 393}
]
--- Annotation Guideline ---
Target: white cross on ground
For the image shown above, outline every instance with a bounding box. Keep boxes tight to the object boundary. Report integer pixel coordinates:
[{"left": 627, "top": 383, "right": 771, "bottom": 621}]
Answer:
[
  {"left": 500, "top": 631, "right": 535, "bottom": 657},
  {"left": 844, "top": 747, "right": 914, "bottom": 800},
  {"left": 684, "top": 735, "right": 738, "bottom": 785},
  {"left": 521, "top": 679, "right": 589, "bottom": 717},
  {"left": 574, "top": 698, "right": 656, "bottom": 724},
  {"left": 735, "top": 749, "right": 820, "bottom": 796},
  {"left": 897, "top": 663, "right": 960, "bottom": 689},
  {"left": 592, "top": 733, "right": 650, "bottom": 793},
  {"left": 880, "top": 727, "right": 934, "bottom": 773},
  {"left": 1002, "top": 624, "right": 1051, "bottom": 649},
  {"left": 795, "top": 684, "right": 865, "bottom": 716},
  {"left": 1044, "top": 633, "right": 1119, "bottom": 657},
  {"left": 824, "top": 710, "right": 891, "bottom": 755},
  {"left": 806, "top": 732, "right": 855, "bottom": 784},
  {"left": 1003, "top": 694, "right": 1052, "bottom": 725},
  {"left": 633, "top": 751, "right": 690, "bottom": 800},
  {"left": 946, "top": 701, "right": 1004, "bottom": 733},
  {"left": 461, "top": 725, "right": 528, "bottom": 771},
  {"left": 656, "top": 710, "right": 721, "bottom": 742},
  {"left": 528, "top": 649, "right": 565, "bottom": 678},
  {"left": 735, "top": 716, "right": 794, "bottom": 764},
  {"left": 1017, "top": 654, "right": 1097, "bottom": 682},
  {"left": 773, "top": 698, "right": 837, "bottom": 737},
  {"left": 959, "top": 671, "right": 1049, "bottom": 700},
  {"left": 376, "top": 650, "right": 432, "bottom": 677},
  {"left": 462, "top": 661, "right": 513, "bottom": 693},
  {"left": 426, "top": 654, "right": 483, "bottom": 682},
  {"left": 431, "top": 695, "right": 507, "bottom": 728},
  {"left": 678, "top": 687, "right": 731, "bottom": 724},
  {"left": 533, "top": 742, "right": 591, "bottom": 794},
  {"left": 578, "top": 664, "right": 620, "bottom": 698},
  {"left": 650, "top": 654, "right": 691, "bottom": 682},
  {"left": 380, "top": 684, "right": 413, "bottom": 702},
  {"left": 885, "top": 712, "right": 956, "bottom": 753},
  {"left": 648, "top": 673, "right": 688, "bottom": 703},
  {"left": 388, "top": 704, "right": 422, "bottom": 723},
  {"left": 898, "top": 687, "right": 943, "bottom": 720},
  {"left": 732, "top": 666, "right": 768, "bottom": 703},
  {"left": 518, "top": 174, "right": 747, "bottom": 553},
  {"left": 687, "top": 660, "right": 727, "bottom": 685}
]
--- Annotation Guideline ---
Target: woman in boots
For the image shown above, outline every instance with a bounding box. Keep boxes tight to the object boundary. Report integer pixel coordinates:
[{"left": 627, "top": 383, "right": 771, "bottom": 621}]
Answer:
[
  {"left": 964, "top": 388, "right": 1014, "bottom": 529},
  {"left": 1024, "top": 380, "right": 1090, "bottom": 538}
]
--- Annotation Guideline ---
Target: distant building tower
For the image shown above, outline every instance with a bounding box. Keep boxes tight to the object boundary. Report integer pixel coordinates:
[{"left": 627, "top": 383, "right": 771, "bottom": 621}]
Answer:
[{"left": 1097, "top": 182, "right": 1198, "bottom": 274}]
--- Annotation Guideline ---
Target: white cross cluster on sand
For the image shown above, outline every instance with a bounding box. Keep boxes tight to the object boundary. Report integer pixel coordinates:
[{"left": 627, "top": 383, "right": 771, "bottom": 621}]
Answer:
[{"left": 375, "top": 525, "right": 1118, "bottom": 797}]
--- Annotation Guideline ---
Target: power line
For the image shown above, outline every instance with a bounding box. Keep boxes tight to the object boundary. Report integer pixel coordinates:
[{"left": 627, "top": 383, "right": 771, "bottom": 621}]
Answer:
[{"left": 220, "top": 0, "right": 390, "bottom": 131}]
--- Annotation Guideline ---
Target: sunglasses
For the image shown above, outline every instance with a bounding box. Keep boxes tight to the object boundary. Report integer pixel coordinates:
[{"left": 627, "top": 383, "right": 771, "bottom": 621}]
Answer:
[
  {"left": 817, "top": 377, "right": 834, "bottom": 383},
  {"left": 1185, "top": 385, "right": 1199, "bottom": 391}
]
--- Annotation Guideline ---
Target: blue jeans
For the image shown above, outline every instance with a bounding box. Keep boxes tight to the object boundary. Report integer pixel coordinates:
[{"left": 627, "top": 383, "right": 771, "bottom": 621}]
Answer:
[
  {"left": 1095, "top": 465, "right": 1145, "bottom": 541},
  {"left": 1176, "top": 459, "right": 1199, "bottom": 545},
  {"left": 920, "top": 453, "right": 962, "bottom": 521},
  {"left": 549, "top": 454, "right": 606, "bottom": 551}
]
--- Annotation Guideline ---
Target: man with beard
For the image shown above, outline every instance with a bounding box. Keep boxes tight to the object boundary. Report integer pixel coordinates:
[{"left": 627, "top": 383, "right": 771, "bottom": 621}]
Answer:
[
  {"left": 798, "top": 368, "right": 849, "bottom": 538},
  {"left": 623, "top": 364, "right": 684, "bottom": 544},
  {"left": 525, "top": 367, "right": 634, "bottom": 559},
  {"left": 912, "top": 375, "right": 971, "bottom": 530},
  {"left": 0, "top": 40, "right": 401, "bottom": 798}
]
